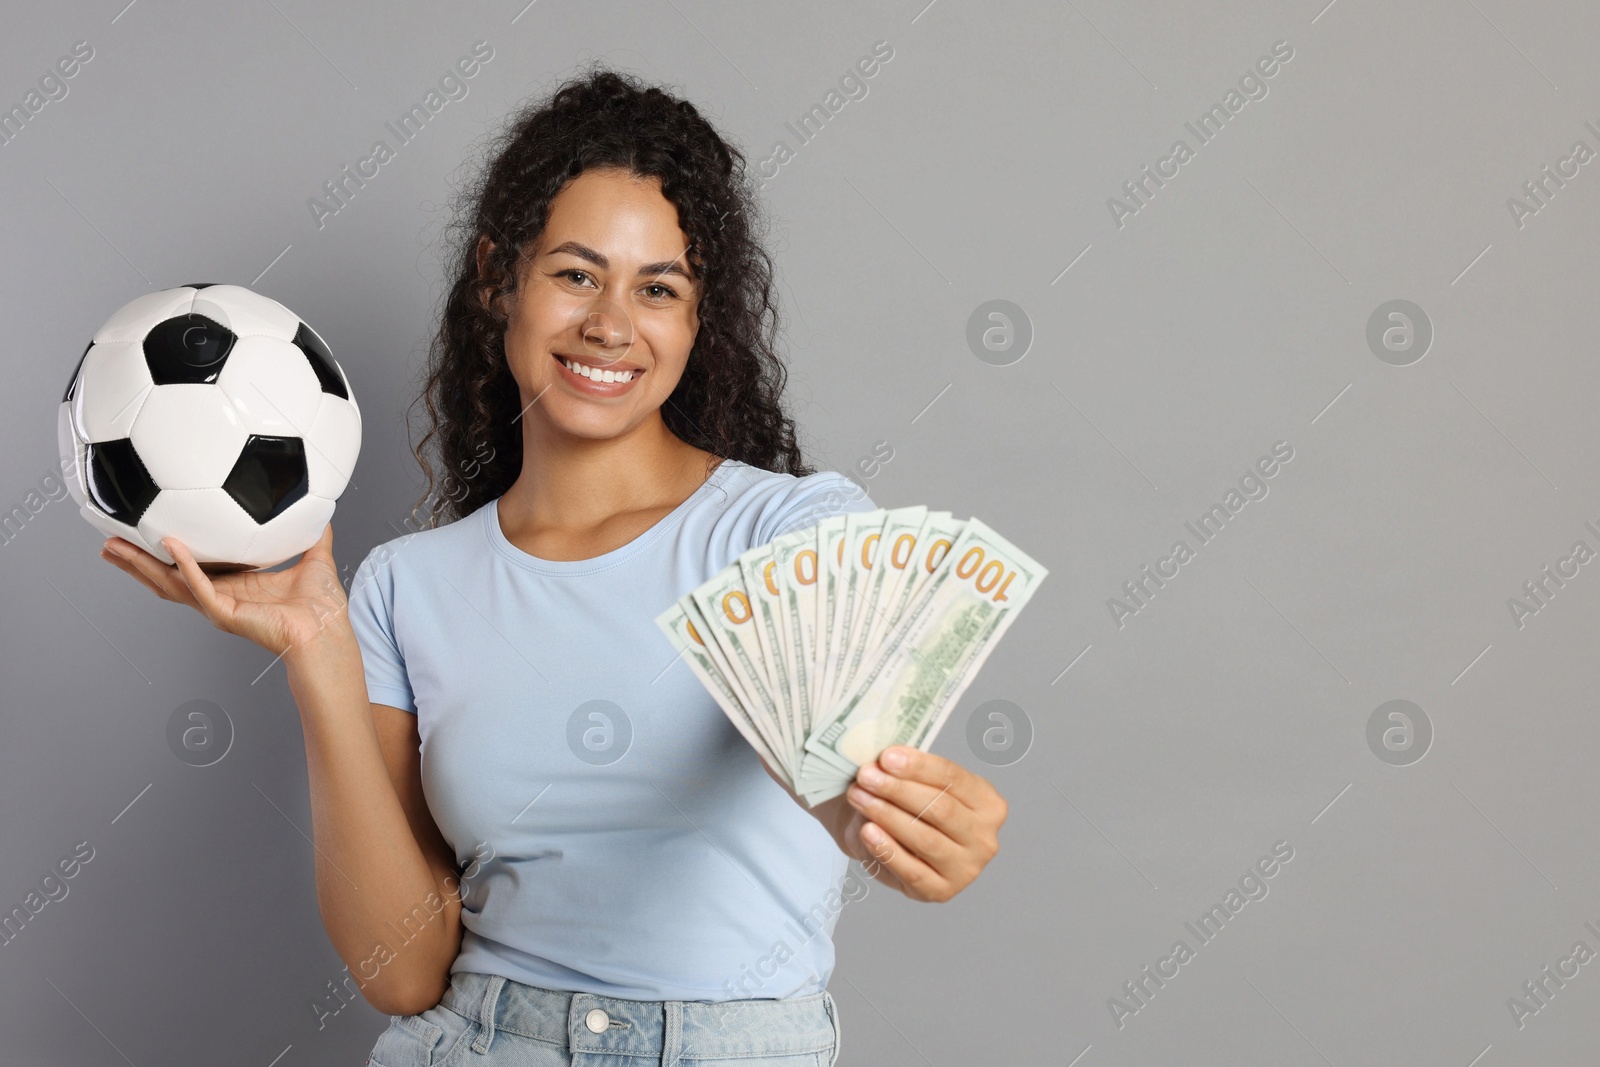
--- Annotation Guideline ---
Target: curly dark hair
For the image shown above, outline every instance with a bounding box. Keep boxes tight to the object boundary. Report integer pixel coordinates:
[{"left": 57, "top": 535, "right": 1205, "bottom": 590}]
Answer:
[{"left": 406, "top": 63, "right": 811, "bottom": 528}]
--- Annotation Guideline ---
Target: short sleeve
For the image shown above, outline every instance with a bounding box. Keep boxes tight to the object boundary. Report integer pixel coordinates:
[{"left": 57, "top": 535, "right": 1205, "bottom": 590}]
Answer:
[
  {"left": 760, "top": 470, "right": 878, "bottom": 543},
  {"left": 346, "top": 546, "right": 417, "bottom": 713}
]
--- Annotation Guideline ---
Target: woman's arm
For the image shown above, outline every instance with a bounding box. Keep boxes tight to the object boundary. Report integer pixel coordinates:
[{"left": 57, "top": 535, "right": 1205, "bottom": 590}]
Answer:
[
  {"left": 763, "top": 747, "right": 1007, "bottom": 902},
  {"left": 289, "top": 634, "right": 464, "bottom": 1015},
  {"left": 101, "top": 527, "right": 461, "bottom": 1014}
]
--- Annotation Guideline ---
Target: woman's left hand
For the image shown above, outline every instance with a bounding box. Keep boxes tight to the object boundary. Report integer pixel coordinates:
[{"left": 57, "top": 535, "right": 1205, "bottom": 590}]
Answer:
[{"left": 835, "top": 746, "right": 1008, "bottom": 902}]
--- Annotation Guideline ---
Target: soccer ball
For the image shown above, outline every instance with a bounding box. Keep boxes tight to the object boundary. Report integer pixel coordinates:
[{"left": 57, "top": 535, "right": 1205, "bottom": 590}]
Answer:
[{"left": 58, "top": 284, "right": 361, "bottom": 572}]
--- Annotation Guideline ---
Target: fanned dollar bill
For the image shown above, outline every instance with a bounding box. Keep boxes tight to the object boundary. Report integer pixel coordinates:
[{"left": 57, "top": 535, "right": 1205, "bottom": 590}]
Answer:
[
  {"left": 654, "top": 506, "right": 1047, "bottom": 806},
  {"left": 738, "top": 541, "right": 797, "bottom": 758},
  {"left": 838, "top": 505, "right": 928, "bottom": 702},
  {"left": 770, "top": 529, "right": 822, "bottom": 741}
]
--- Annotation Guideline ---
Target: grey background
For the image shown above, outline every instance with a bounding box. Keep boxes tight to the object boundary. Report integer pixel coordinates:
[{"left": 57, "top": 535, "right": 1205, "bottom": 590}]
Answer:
[{"left": 2, "top": 0, "right": 1596, "bottom": 1064}]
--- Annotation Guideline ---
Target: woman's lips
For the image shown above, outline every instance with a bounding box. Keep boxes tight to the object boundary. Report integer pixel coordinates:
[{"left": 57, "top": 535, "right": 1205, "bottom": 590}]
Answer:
[{"left": 552, "top": 352, "right": 642, "bottom": 395}]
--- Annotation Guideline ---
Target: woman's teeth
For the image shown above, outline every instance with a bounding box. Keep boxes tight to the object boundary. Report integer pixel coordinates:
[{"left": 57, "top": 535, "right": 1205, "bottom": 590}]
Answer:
[{"left": 561, "top": 357, "right": 636, "bottom": 383}]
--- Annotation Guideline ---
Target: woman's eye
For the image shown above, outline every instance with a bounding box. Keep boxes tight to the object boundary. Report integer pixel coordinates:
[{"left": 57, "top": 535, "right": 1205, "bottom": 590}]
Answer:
[
  {"left": 643, "top": 284, "right": 676, "bottom": 300},
  {"left": 561, "top": 269, "right": 593, "bottom": 286}
]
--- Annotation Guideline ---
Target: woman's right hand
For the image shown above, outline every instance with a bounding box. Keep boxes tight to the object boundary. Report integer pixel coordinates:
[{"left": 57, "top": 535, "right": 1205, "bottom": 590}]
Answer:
[{"left": 98, "top": 522, "right": 351, "bottom": 659}]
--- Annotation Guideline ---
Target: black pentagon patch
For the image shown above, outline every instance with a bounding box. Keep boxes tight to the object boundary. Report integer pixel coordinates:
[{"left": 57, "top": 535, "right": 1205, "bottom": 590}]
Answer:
[
  {"left": 182, "top": 282, "right": 219, "bottom": 289},
  {"left": 85, "top": 438, "right": 160, "bottom": 525},
  {"left": 144, "top": 314, "right": 237, "bottom": 385},
  {"left": 223, "top": 435, "right": 308, "bottom": 524},
  {"left": 64, "top": 341, "right": 93, "bottom": 403},
  {"left": 292, "top": 322, "right": 348, "bottom": 399}
]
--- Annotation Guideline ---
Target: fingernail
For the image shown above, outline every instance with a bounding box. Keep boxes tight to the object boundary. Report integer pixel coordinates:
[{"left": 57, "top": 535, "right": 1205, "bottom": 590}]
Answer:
[
  {"left": 861, "top": 823, "right": 887, "bottom": 845},
  {"left": 858, "top": 764, "right": 887, "bottom": 787},
  {"left": 846, "top": 785, "right": 871, "bottom": 807},
  {"left": 881, "top": 748, "right": 908, "bottom": 771}
]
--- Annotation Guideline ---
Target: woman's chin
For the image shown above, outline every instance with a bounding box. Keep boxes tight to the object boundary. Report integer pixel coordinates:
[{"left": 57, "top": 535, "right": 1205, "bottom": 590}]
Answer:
[{"left": 537, "top": 405, "right": 646, "bottom": 442}]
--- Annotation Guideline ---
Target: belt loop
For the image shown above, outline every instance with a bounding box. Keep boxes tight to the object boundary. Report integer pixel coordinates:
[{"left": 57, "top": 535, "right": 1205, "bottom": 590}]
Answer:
[
  {"left": 470, "top": 974, "right": 507, "bottom": 1054},
  {"left": 662, "top": 1000, "right": 683, "bottom": 1067},
  {"left": 823, "top": 990, "right": 842, "bottom": 1067}
]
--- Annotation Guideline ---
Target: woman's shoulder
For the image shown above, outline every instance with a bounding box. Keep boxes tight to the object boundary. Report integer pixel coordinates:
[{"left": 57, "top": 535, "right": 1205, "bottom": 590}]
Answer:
[{"left": 707, "top": 459, "right": 877, "bottom": 543}]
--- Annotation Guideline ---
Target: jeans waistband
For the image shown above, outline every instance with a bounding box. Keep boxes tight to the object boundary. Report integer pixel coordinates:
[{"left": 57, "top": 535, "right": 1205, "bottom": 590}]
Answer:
[{"left": 438, "top": 970, "right": 841, "bottom": 1064}]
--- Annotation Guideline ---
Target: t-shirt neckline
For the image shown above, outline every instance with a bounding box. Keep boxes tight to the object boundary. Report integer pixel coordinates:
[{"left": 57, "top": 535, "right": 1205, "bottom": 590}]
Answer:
[{"left": 482, "top": 458, "right": 739, "bottom": 576}]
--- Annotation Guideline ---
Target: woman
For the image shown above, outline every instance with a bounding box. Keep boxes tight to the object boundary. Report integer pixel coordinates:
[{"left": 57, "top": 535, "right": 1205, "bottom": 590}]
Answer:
[{"left": 99, "top": 66, "right": 1008, "bottom": 1066}]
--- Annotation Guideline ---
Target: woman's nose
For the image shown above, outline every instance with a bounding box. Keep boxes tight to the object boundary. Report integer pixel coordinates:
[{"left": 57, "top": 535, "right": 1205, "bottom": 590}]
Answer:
[{"left": 578, "top": 301, "right": 633, "bottom": 352}]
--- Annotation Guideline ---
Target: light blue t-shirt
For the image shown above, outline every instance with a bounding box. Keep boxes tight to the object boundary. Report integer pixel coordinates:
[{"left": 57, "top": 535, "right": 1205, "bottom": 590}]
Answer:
[{"left": 347, "top": 458, "right": 877, "bottom": 1002}]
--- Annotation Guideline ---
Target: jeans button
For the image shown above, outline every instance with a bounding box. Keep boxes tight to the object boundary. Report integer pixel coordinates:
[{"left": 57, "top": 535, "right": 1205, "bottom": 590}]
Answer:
[{"left": 584, "top": 1007, "right": 610, "bottom": 1033}]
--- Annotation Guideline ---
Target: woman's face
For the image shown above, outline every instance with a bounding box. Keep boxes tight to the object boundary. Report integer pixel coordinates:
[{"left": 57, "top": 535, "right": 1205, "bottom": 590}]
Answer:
[{"left": 493, "top": 167, "right": 702, "bottom": 443}]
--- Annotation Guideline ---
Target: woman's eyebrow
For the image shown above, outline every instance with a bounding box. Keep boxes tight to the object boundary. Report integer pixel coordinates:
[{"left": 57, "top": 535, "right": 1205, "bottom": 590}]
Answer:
[{"left": 543, "top": 240, "right": 693, "bottom": 281}]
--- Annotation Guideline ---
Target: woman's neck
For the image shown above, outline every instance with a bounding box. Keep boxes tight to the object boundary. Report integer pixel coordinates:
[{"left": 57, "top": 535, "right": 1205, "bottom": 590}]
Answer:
[{"left": 498, "top": 412, "right": 718, "bottom": 544}]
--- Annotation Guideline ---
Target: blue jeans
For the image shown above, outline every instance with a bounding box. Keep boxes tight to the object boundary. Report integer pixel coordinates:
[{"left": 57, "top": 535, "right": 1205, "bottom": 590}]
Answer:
[{"left": 365, "top": 971, "right": 842, "bottom": 1067}]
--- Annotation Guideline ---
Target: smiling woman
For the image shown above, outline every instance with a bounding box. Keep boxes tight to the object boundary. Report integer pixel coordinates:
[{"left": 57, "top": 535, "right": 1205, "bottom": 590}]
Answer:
[
  {"left": 96, "top": 62, "right": 1008, "bottom": 1067},
  {"left": 409, "top": 68, "right": 812, "bottom": 536}
]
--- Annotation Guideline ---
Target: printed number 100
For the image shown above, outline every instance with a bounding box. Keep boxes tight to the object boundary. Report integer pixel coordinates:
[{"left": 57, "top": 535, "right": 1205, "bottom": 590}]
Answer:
[{"left": 955, "top": 546, "right": 1015, "bottom": 603}]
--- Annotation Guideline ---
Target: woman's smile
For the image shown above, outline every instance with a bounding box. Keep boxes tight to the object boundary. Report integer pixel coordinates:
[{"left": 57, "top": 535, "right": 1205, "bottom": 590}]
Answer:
[{"left": 551, "top": 351, "right": 644, "bottom": 396}]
